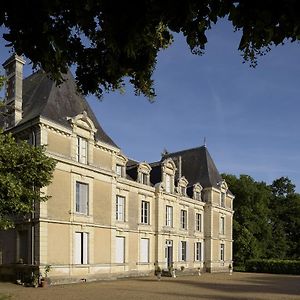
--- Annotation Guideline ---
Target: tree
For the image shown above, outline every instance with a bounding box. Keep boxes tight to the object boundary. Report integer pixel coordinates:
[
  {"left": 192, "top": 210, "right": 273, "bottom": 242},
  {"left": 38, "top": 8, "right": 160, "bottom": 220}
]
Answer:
[
  {"left": 0, "top": 132, "right": 56, "bottom": 229},
  {"left": 222, "top": 174, "right": 274, "bottom": 266},
  {"left": 1, "top": 1, "right": 300, "bottom": 99}
]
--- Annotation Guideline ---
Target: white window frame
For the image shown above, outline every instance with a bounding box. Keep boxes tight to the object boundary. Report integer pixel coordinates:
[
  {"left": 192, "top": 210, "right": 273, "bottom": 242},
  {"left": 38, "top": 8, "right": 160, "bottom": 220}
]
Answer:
[
  {"left": 140, "top": 238, "right": 149, "bottom": 263},
  {"left": 116, "top": 195, "right": 125, "bottom": 221},
  {"left": 166, "top": 205, "right": 173, "bottom": 227},
  {"left": 77, "top": 136, "right": 88, "bottom": 164},
  {"left": 180, "top": 209, "right": 187, "bottom": 230},
  {"left": 76, "top": 182, "right": 89, "bottom": 214},
  {"left": 195, "top": 242, "right": 202, "bottom": 261},
  {"left": 141, "top": 200, "right": 150, "bottom": 224},
  {"left": 115, "top": 236, "right": 125, "bottom": 264},
  {"left": 74, "top": 232, "right": 88, "bottom": 264},
  {"left": 196, "top": 213, "right": 202, "bottom": 232}
]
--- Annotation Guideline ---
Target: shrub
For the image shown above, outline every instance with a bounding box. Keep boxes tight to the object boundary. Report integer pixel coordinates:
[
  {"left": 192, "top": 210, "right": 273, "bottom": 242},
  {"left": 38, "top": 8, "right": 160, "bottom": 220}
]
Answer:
[{"left": 245, "top": 259, "right": 300, "bottom": 275}]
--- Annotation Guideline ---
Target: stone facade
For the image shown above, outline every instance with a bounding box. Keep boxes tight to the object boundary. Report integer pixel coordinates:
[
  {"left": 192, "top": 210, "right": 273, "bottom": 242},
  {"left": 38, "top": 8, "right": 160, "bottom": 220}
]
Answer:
[{"left": 0, "top": 55, "right": 234, "bottom": 284}]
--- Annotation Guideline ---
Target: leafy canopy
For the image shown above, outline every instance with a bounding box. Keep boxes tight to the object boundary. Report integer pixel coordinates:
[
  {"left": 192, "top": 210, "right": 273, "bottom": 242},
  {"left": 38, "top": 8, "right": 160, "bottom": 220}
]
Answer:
[
  {"left": 1, "top": 1, "right": 300, "bottom": 99},
  {"left": 0, "top": 132, "right": 56, "bottom": 229}
]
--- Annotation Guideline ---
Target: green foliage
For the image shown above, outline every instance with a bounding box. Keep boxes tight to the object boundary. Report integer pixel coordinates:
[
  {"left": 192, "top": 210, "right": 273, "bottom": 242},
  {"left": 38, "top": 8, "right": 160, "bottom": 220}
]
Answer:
[
  {"left": 223, "top": 174, "right": 300, "bottom": 267},
  {"left": 0, "top": 131, "right": 56, "bottom": 229},
  {"left": 1, "top": 1, "right": 300, "bottom": 99},
  {"left": 245, "top": 259, "right": 300, "bottom": 275}
]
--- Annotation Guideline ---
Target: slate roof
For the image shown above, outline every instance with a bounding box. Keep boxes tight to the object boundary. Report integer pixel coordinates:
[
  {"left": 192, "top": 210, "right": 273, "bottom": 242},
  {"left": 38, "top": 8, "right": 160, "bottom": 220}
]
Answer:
[
  {"left": 162, "top": 146, "right": 223, "bottom": 189},
  {"left": 8, "top": 70, "right": 117, "bottom": 148}
]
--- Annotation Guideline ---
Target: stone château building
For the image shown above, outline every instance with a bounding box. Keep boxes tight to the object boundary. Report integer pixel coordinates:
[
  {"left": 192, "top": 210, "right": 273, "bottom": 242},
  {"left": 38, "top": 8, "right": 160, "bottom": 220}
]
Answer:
[{"left": 0, "top": 55, "right": 234, "bottom": 283}]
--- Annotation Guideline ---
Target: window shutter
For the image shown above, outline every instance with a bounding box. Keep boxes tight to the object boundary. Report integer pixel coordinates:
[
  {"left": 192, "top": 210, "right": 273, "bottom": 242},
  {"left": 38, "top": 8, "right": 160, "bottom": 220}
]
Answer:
[
  {"left": 80, "top": 183, "right": 88, "bottom": 214},
  {"left": 74, "top": 232, "right": 81, "bottom": 264},
  {"left": 116, "top": 237, "right": 125, "bottom": 263},
  {"left": 140, "top": 238, "right": 149, "bottom": 263},
  {"left": 82, "top": 233, "right": 88, "bottom": 264}
]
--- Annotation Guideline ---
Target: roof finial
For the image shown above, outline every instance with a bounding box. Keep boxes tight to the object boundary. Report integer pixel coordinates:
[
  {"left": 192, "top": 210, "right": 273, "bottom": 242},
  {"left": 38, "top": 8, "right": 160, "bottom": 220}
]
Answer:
[
  {"left": 161, "top": 147, "right": 169, "bottom": 157},
  {"left": 203, "top": 137, "right": 207, "bottom": 147}
]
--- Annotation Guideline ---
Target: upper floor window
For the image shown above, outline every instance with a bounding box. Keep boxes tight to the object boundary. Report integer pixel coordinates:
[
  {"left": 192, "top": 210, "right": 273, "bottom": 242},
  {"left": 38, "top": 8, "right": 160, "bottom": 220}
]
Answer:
[
  {"left": 116, "top": 195, "right": 125, "bottom": 221},
  {"left": 166, "top": 205, "right": 173, "bottom": 227},
  {"left": 76, "top": 182, "right": 89, "bottom": 214},
  {"left": 141, "top": 201, "right": 150, "bottom": 224},
  {"left": 220, "top": 216, "right": 225, "bottom": 235},
  {"left": 180, "top": 210, "right": 187, "bottom": 230},
  {"left": 196, "top": 213, "right": 202, "bottom": 232},
  {"left": 77, "top": 137, "right": 87, "bottom": 164}
]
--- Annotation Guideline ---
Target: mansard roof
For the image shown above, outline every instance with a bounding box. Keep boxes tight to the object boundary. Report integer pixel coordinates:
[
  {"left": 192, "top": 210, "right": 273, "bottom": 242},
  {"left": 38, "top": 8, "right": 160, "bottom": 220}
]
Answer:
[
  {"left": 162, "top": 146, "right": 223, "bottom": 189},
  {"left": 20, "top": 70, "right": 117, "bottom": 147}
]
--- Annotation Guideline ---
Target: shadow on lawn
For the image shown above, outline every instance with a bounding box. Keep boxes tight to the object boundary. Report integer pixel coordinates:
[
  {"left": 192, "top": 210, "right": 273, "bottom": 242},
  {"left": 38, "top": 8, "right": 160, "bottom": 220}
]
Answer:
[{"left": 133, "top": 273, "right": 300, "bottom": 299}]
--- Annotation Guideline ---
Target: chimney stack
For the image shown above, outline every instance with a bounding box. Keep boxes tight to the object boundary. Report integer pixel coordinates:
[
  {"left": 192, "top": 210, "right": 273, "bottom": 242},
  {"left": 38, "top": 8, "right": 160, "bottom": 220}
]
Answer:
[{"left": 2, "top": 54, "right": 25, "bottom": 128}]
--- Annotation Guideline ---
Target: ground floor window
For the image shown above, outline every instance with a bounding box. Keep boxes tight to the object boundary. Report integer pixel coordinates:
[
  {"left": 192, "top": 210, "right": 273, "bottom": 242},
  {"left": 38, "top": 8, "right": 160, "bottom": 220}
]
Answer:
[
  {"left": 116, "top": 236, "right": 125, "bottom": 263},
  {"left": 74, "top": 232, "right": 88, "bottom": 264},
  {"left": 180, "top": 241, "right": 187, "bottom": 261},
  {"left": 195, "top": 242, "right": 202, "bottom": 261},
  {"left": 140, "top": 238, "right": 149, "bottom": 263},
  {"left": 220, "top": 243, "right": 225, "bottom": 261}
]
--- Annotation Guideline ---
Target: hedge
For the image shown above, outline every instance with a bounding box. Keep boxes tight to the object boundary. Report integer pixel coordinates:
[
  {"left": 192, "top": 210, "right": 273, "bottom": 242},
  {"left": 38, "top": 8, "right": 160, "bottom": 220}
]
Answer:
[{"left": 245, "top": 259, "right": 300, "bottom": 275}]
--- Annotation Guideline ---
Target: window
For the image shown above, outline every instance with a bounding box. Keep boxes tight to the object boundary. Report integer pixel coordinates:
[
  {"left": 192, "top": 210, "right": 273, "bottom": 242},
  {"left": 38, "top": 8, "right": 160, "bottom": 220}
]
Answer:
[
  {"left": 220, "top": 216, "right": 225, "bottom": 235},
  {"left": 116, "top": 196, "right": 125, "bottom": 221},
  {"left": 76, "top": 182, "right": 89, "bottom": 214},
  {"left": 165, "top": 174, "right": 171, "bottom": 193},
  {"left": 196, "top": 213, "right": 202, "bottom": 232},
  {"left": 141, "top": 173, "right": 148, "bottom": 185},
  {"left": 141, "top": 201, "right": 150, "bottom": 224},
  {"left": 116, "top": 164, "right": 123, "bottom": 176},
  {"left": 180, "top": 241, "right": 187, "bottom": 261},
  {"left": 181, "top": 186, "right": 186, "bottom": 195},
  {"left": 220, "top": 243, "right": 225, "bottom": 261},
  {"left": 115, "top": 236, "right": 125, "bottom": 263},
  {"left": 140, "top": 238, "right": 149, "bottom": 263},
  {"left": 77, "top": 137, "right": 87, "bottom": 164},
  {"left": 74, "top": 232, "right": 88, "bottom": 264},
  {"left": 166, "top": 205, "right": 173, "bottom": 227},
  {"left": 194, "top": 191, "right": 201, "bottom": 201},
  {"left": 180, "top": 210, "right": 187, "bottom": 230},
  {"left": 195, "top": 242, "right": 202, "bottom": 261},
  {"left": 221, "top": 192, "right": 225, "bottom": 207}
]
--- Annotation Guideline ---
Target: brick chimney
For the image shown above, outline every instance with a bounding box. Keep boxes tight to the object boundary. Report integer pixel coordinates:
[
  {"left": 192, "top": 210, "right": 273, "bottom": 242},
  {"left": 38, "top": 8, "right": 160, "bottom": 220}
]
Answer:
[{"left": 2, "top": 54, "right": 26, "bottom": 128}]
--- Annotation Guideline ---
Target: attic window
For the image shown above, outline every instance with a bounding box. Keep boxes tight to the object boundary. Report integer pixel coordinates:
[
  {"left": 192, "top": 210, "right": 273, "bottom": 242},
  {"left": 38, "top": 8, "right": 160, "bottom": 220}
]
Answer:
[
  {"left": 77, "top": 137, "right": 87, "bottom": 164},
  {"left": 141, "top": 173, "right": 148, "bottom": 185},
  {"left": 116, "top": 164, "right": 123, "bottom": 177},
  {"left": 165, "top": 174, "right": 172, "bottom": 193},
  {"left": 181, "top": 186, "right": 186, "bottom": 196},
  {"left": 220, "top": 192, "right": 226, "bottom": 208},
  {"left": 194, "top": 191, "right": 201, "bottom": 201}
]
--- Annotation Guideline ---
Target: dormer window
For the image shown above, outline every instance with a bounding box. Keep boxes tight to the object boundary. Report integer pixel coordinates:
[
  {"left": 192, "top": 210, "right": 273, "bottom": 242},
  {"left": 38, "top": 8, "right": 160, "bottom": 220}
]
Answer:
[
  {"left": 161, "top": 158, "right": 176, "bottom": 194},
  {"left": 137, "top": 162, "right": 151, "bottom": 185},
  {"left": 141, "top": 173, "right": 148, "bottom": 185},
  {"left": 219, "top": 180, "right": 228, "bottom": 208},
  {"left": 77, "top": 136, "right": 87, "bottom": 164},
  {"left": 165, "top": 173, "right": 171, "bottom": 193},
  {"left": 116, "top": 164, "right": 123, "bottom": 177},
  {"left": 193, "top": 183, "right": 203, "bottom": 201},
  {"left": 177, "top": 176, "right": 188, "bottom": 196},
  {"left": 221, "top": 192, "right": 226, "bottom": 208}
]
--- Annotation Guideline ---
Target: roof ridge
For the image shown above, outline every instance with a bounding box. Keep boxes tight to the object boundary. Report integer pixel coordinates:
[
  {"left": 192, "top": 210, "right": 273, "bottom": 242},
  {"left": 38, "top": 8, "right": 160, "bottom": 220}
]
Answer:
[{"left": 163, "top": 145, "right": 206, "bottom": 158}]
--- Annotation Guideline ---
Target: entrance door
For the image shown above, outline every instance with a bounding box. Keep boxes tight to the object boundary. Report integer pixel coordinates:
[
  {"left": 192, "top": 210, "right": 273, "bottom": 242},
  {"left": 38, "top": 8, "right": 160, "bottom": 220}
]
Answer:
[{"left": 165, "top": 240, "right": 173, "bottom": 269}]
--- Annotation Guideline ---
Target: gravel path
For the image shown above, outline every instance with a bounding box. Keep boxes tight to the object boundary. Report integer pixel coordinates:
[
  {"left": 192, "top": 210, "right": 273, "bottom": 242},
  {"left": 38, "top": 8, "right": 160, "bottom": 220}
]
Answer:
[{"left": 0, "top": 272, "right": 299, "bottom": 300}]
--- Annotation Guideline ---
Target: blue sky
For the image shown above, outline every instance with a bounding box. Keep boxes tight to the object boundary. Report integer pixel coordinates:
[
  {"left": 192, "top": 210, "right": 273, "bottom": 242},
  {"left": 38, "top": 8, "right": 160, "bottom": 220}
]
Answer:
[{"left": 1, "top": 20, "right": 300, "bottom": 191}]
